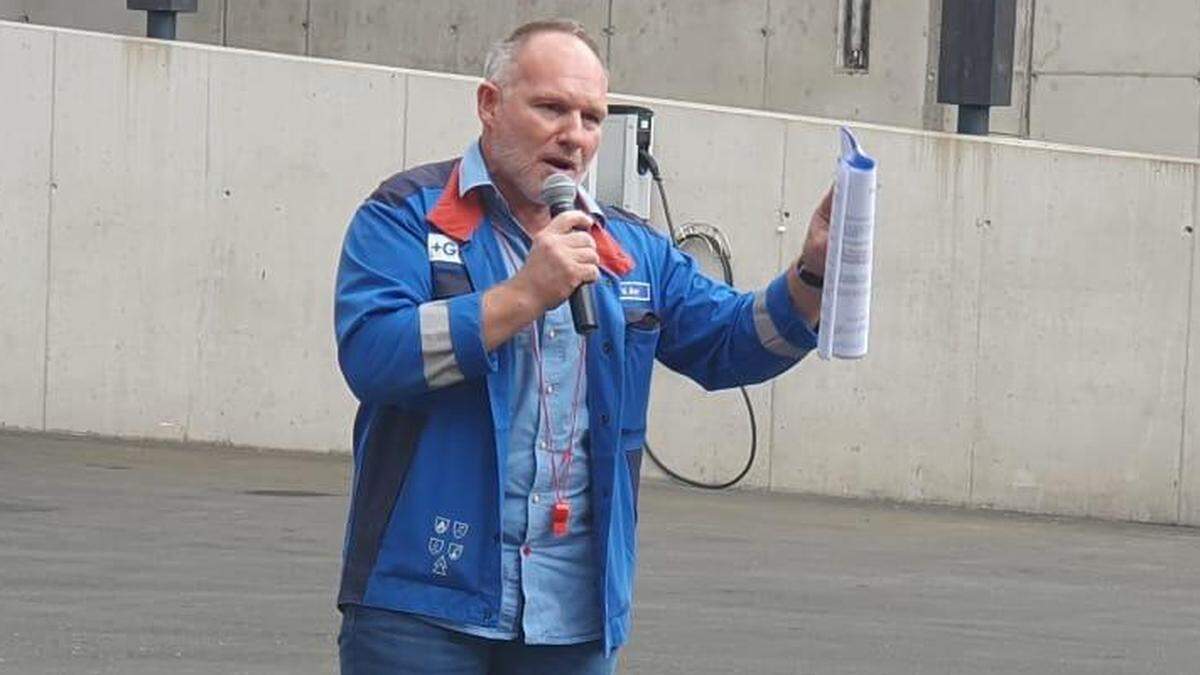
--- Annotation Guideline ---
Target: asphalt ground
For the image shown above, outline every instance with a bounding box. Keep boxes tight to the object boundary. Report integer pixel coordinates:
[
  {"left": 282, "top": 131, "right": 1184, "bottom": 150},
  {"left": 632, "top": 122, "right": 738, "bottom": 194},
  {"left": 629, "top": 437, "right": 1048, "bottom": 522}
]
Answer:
[{"left": 1, "top": 430, "right": 1198, "bottom": 674}]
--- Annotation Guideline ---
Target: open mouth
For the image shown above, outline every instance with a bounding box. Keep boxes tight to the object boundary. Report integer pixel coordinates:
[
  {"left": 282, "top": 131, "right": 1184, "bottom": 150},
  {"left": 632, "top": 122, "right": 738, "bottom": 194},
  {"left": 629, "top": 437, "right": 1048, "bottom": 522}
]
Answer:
[{"left": 542, "top": 157, "right": 577, "bottom": 173}]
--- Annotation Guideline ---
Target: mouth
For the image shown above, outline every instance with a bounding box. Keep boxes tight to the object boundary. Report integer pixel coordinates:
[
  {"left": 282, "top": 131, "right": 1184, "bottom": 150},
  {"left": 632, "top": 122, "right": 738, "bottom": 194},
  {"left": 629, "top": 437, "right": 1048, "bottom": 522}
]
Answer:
[{"left": 541, "top": 157, "right": 578, "bottom": 174}]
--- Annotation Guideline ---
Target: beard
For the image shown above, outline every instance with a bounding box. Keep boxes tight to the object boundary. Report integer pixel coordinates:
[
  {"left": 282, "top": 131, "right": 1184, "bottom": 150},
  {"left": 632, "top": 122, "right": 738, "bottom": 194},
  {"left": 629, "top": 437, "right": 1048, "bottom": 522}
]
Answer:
[
  {"left": 485, "top": 133, "right": 548, "bottom": 207},
  {"left": 484, "top": 131, "right": 586, "bottom": 210}
]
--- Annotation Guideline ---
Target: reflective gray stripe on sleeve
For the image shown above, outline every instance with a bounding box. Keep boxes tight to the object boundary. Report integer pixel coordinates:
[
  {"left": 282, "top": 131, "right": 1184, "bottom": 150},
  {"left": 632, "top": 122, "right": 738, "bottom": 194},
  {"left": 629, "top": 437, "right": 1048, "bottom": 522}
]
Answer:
[
  {"left": 418, "top": 300, "right": 465, "bottom": 388},
  {"left": 752, "top": 289, "right": 807, "bottom": 359}
]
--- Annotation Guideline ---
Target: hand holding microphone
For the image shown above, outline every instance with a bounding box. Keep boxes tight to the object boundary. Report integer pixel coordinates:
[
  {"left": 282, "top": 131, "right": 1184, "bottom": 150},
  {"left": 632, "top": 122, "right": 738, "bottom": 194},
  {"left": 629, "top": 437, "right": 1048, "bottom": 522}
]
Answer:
[
  {"left": 504, "top": 174, "right": 599, "bottom": 334},
  {"left": 534, "top": 173, "right": 599, "bottom": 334}
]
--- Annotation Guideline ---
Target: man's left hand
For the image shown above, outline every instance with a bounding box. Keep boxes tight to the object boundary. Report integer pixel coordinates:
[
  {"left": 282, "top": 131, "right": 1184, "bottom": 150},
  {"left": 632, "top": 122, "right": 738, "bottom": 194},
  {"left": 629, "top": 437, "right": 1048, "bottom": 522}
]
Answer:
[
  {"left": 786, "top": 186, "right": 833, "bottom": 328},
  {"left": 798, "top": 186, "right": 833, "bottom": 277}
]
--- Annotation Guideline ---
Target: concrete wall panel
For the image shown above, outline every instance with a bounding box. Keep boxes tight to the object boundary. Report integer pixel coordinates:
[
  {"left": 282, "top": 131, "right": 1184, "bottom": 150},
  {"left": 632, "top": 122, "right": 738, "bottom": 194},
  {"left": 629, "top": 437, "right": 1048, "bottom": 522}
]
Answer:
[
  {"left": 629, "top": 98, "right": 789, "bottom": 489},
  {"left": 633, "top": 100, "right": 789, "bottom": 289},
  {"left": 971, "top": 151, "right": 1194, "bottom": 522},
  {"left": 645, "top": 371, "right": 772, "bottom": 489},
  {"left": 1033, "top": 0, "right": 1200, "bottom": 75},
  {"left": 13, "top": 0, "right": 1200, "bottom": 162},
  {"left": 22, "top": 0, "right": 142, "bottom": 36},
  {"left": 307, "top": 0, "right": 406, "bottom": 68},
  {"left": 225, "top": 0, "right": 306, "bottom": 55},
  {"left": 44, "top": 31, "right": 209, "bottom": 439},
  {"left": 1175, "top": 176, "right": 1199, "bottom": 526},
  {"left": 609, "top": 0, "right": 769, "bottom": 109},
  {"left": 0, "top": 2, "right": 27, "bottom": 21},
  {"left": 1029, "top": 75, "right": 1200, "bottom": 158},
  {"left": 772, "top": 125, "right": 983, "bottom": 503},
  {"left": 403, "top": 73, "right": 479, "bottom": 169},
  {"left": 186, "top": 51, "right": 403, "bottom": 451},
  {"left": 19, "top": 0, "right": 223, "bottom": 44},
  {"left": 309, "top": 0, "right": 607, "bottom": 74},
  {"left": 177, "top": 0, "right": 225, "bottom": 45},
  {"left": 764, "top": 0, "right": 932, "bottom": 129},
  {"left": 0, "top": 23, "right": 53, "bottom": 429}
]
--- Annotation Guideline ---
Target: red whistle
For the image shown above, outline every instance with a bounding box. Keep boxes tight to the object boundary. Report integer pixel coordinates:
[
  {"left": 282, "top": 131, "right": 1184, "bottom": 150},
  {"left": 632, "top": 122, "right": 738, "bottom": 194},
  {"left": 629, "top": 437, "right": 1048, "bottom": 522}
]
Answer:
[{"left": 552, "top": 501, "right": 570, "bottom": 537}]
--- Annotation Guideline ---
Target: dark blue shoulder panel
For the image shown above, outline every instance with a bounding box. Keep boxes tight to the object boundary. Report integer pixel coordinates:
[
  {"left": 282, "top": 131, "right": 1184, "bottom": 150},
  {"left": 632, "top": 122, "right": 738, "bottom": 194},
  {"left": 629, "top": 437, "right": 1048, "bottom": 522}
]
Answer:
[{"left": 368, "top": 159, "right": 457, "bottom": 209}]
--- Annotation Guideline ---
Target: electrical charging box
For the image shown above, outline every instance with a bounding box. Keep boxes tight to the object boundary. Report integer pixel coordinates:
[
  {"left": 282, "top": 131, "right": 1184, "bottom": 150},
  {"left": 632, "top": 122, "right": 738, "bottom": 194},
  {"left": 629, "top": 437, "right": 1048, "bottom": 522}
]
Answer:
[{"left": 586, "top": 105, "right": 654, "bottom": 220}]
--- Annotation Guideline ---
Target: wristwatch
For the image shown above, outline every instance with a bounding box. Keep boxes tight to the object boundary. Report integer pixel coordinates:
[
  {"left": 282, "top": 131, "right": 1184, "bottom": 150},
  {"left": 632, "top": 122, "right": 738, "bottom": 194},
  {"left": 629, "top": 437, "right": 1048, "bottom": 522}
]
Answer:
[{"left": 796, "top": 260, "right": 824, "bottom": 289}]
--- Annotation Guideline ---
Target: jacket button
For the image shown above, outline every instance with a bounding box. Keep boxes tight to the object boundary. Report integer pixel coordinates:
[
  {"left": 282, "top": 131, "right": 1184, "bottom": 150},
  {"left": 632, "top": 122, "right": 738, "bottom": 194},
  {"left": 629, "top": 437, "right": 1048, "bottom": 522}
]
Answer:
[
  {"left": 600, "top": 413, "right": 610, "bottom": 425},
  {"left": 602, "top": 341, "right": 613, "bottom": 354}
]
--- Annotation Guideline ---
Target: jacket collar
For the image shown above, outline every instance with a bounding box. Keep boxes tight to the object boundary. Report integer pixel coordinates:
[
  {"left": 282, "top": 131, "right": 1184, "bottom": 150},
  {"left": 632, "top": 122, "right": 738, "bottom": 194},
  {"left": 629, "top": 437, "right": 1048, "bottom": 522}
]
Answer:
[{"left": 427, "top": 158, "right": 634, "bottom": 276}]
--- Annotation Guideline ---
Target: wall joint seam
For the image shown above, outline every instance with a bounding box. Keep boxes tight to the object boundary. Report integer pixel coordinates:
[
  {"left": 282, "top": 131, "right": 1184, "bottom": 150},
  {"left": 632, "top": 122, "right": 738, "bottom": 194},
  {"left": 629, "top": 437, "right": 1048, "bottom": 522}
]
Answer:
[
  {"left": 41, "top": 31, "right": 58, "bottom": 432},
  {"left": 1177, "top": 175, "right": 1198, "bottom": 524},
  {"left": 766, "top": 120, "right": 790, "bottom": 488}
]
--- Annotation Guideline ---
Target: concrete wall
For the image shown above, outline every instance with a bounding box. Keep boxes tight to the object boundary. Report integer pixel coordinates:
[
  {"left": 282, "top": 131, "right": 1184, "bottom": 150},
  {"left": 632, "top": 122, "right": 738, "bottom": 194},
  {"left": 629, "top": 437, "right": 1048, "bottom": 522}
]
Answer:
[
  {"left": 3, "top": 21, "right": 1199, "bottom": 526},
  {"left": 10, "top": 1, "right": 1200, "bottom": 158},
  {"left": 0, "top": 0, "right": 224, "bottom": 43},
  {"left": 0, "top": 22, "right": 52, "bottom": 430},
  {"left": 1024, "top": 0, "right": 1200, "bottom": 157},
  {"left": 0, "top": 0, "right": 940, "bottom": 131},
  {"left": 774, "top": 131, "right": 1195, "bottom": 523}
]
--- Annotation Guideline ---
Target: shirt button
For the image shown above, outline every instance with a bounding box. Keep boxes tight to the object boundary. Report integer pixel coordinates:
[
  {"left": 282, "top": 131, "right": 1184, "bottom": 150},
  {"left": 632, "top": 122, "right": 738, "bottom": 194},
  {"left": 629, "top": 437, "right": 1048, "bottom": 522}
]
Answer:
[
  {"left": 545, "top": 384, "right": 554, "bottom": 394},
  {"left": 532, "top": 494, "right": 541, "bottom": 504},
  {"left": 522, "top": 545, "right": 533, "bottom": 557},
  {"left": 548, "top": 329, "right": 557, "bottom": 339},
  {"left": 539, "top": 440, "right": 548, "bottom": 450}
]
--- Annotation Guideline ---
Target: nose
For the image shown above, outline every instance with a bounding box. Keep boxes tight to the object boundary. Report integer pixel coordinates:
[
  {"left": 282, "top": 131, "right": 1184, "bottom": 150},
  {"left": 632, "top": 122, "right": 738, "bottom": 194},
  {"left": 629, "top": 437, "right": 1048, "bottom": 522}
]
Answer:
[{"left": 556, "top": 111, "right": 589, "bottom": 153}]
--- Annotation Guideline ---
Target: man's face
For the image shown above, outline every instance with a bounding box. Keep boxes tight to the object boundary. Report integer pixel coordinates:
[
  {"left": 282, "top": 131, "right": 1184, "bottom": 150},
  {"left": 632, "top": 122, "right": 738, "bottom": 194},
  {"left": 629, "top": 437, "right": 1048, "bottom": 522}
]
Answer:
[{"left": 479, "top": 32, "right": 608, "bottom": 208}]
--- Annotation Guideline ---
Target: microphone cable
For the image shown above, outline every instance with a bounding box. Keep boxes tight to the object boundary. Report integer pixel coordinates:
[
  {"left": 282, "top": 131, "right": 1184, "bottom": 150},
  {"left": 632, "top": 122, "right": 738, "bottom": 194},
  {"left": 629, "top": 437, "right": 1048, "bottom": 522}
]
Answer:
[{"left": 637, "top": 149, "right": 758, "bottom": 490}]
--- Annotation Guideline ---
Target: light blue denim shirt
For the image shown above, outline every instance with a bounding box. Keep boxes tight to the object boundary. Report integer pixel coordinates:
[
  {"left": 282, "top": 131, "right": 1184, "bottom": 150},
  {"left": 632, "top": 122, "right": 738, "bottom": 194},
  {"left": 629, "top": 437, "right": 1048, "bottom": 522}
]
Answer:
[{"left": 429, "top": 141, "right": 604, "bottom": 644}]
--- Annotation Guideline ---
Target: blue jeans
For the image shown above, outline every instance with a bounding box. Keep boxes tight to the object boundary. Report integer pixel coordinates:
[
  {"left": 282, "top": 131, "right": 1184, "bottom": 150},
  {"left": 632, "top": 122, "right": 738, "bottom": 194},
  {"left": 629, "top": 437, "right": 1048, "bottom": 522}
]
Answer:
[{"left": 338, "top": 604, "right": 619, "bottom": 675}]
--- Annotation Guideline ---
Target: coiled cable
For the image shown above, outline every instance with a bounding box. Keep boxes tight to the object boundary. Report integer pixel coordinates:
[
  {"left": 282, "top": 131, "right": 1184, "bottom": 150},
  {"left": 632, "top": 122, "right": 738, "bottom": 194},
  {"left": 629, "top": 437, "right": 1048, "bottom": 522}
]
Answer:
[{"left": 639, "top": 149, "right": 758, "bottom": 490}]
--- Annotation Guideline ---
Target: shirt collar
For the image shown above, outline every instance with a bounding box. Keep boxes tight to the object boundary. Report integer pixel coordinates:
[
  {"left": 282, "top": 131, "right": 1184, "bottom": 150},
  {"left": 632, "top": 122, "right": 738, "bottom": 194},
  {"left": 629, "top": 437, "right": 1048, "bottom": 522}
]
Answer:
[
  {"left": 459, "top": 139, "right": 607, "bottom": 225},
  {"left": 458, "top": 140, "right": 493, "bottom": 197}
]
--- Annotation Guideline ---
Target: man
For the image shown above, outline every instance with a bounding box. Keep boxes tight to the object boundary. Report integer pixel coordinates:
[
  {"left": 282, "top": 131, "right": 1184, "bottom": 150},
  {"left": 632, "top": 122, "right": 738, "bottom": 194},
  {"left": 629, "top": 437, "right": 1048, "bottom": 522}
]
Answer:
[{"left": 334, "top": 19, "right": 830, "bottom": 674}]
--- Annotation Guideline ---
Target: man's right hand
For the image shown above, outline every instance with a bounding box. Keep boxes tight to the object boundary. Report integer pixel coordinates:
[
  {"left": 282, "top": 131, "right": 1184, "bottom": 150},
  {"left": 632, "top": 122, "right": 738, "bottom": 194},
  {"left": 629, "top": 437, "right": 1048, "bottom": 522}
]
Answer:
[
  {"left": 480, "top": 210, "right": 598, "bottom": 351},
  {"left": 509, "top": 210, "right": 599, "bottom": 312}
]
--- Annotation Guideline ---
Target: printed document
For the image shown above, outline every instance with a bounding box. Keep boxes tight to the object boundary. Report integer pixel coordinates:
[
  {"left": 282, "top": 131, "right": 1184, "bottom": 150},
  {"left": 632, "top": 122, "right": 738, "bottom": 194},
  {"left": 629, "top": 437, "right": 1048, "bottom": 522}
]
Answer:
[{"left": 818, "top": 127, "right": 877, "bottom": 360}]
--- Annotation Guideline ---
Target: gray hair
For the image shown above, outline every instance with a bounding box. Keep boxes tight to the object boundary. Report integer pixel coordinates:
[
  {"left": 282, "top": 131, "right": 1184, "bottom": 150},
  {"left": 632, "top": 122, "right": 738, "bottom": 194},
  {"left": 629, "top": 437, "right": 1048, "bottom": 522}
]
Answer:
[{"left": 483, "top": 19, "right": 604, "bottom": 86}]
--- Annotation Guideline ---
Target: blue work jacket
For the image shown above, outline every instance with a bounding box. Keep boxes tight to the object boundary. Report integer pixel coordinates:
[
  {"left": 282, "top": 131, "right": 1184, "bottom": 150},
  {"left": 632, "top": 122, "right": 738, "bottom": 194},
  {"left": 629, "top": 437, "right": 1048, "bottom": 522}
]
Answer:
[{"left": 333, "top": 158, "right": 816, "bottom": 654}]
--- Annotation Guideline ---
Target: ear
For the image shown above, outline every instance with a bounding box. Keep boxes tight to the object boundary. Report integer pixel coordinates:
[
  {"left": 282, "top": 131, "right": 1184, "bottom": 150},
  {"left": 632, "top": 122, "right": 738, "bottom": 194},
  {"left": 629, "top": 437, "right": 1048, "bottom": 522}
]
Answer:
[{"left": 477, "top": 81, "right": 502, "bottom": 130}]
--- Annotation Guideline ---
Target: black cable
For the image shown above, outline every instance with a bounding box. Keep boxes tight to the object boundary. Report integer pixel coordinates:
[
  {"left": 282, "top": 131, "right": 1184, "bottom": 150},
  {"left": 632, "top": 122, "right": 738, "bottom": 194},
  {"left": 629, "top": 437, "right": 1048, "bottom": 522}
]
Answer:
[
  {"left": 639, "top": 150, "right": 758, "bottom": 490},
  {"left": 639, "top": 150, "right": 679, "bottom": 243},
  {"left": 645, "top": 381, "right": 758, "bottom": 491}
]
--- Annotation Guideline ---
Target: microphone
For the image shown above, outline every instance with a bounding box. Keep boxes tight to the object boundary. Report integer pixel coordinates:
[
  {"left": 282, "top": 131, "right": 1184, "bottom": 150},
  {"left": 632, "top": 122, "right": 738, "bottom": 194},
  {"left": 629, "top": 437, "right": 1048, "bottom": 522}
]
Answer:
[{"left": 540, "top": 173, "right": 598, "bottom": 334}]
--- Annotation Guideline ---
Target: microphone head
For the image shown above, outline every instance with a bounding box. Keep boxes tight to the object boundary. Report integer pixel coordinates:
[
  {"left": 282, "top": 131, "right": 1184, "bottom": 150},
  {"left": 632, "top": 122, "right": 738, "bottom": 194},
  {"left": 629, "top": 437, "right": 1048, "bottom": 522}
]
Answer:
[{"left": 539, "top": 173, "right": 577, "bottom": 211}]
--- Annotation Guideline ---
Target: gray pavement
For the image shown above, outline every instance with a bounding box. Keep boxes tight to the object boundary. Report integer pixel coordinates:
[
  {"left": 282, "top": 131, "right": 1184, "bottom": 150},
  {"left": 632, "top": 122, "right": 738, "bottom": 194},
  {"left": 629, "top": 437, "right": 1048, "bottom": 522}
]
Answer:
[{"left": 1, "top": 430, "right": 1198, "bottom": 674}]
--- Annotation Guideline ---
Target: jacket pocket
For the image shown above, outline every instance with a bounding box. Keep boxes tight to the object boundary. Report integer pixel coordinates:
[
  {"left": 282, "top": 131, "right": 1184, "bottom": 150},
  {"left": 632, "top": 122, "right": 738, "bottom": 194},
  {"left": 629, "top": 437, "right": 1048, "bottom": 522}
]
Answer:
[{"left": 621, "top": 308, "right": 659, "bottom": 437}]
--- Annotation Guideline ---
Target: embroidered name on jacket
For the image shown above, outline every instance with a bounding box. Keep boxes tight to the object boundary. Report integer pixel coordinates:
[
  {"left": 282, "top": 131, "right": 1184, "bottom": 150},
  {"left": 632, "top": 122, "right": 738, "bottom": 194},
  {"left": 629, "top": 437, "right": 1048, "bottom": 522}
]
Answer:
[{"left": 619, "top": 281, "right": 651, "bottom": 303}]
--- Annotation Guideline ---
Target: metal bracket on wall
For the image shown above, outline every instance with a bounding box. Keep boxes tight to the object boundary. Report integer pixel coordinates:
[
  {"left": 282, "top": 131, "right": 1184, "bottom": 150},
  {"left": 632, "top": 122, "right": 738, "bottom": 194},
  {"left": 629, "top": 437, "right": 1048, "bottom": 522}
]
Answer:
[{"left": 836, "top": 0, "right": 871, "bottom": 73}]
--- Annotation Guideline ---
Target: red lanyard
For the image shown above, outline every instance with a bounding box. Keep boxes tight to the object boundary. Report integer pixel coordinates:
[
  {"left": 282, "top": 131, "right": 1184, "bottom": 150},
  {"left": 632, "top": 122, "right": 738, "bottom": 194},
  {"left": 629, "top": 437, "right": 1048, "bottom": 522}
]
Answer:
[
  {"left": 530, "top": 329, "right": 587, "bottom": 537},
  {"left": 497, "top": 231, "right": 588, "bottom": 537}
]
